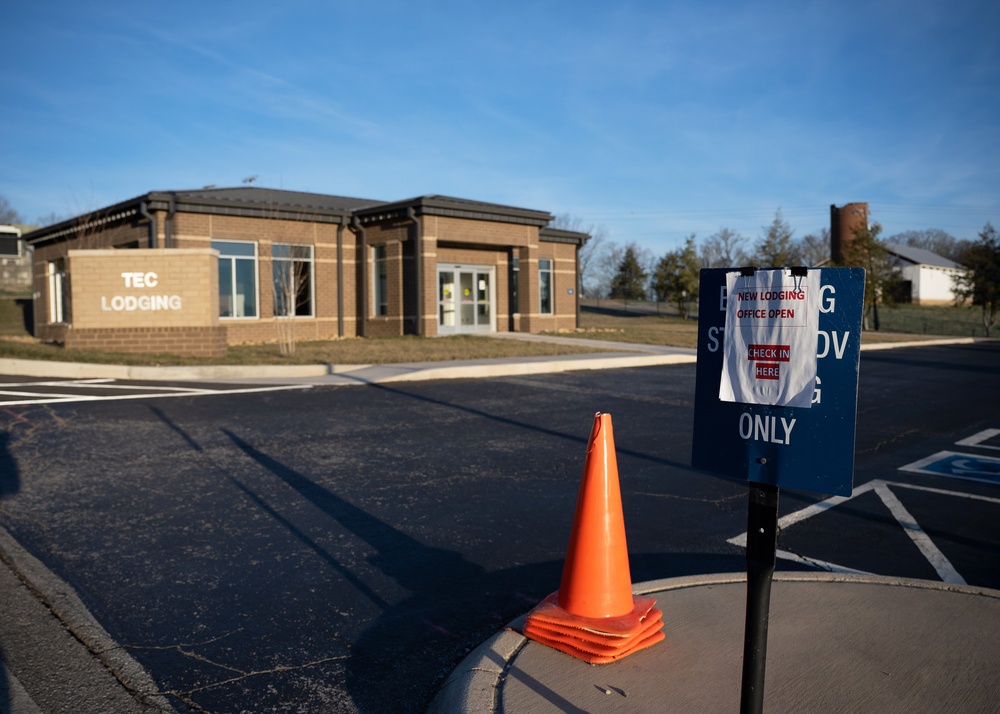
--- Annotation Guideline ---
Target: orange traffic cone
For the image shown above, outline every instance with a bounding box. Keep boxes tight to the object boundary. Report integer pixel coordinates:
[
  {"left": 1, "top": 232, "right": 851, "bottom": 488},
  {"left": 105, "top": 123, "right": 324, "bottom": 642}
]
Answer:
[{"left": 524, "top": 412, "right": 664, "bottom": 664}]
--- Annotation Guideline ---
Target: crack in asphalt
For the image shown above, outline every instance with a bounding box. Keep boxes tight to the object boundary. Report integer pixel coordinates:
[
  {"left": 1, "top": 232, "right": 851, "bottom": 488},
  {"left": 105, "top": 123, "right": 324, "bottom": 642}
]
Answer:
[{"left": 123, "top": 634, "right": 350, "bottom": 713}]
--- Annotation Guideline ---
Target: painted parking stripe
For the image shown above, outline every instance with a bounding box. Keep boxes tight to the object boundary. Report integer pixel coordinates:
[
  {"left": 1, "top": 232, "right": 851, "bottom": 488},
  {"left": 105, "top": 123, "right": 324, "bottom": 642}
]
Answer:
[
  {"left": 727, "top": 479, "right": 1000, "bottom": 583},
  {"left": 873, "top": 481, "right": 965, "bottom": 584},
  {"left": 0, "top": 381, "right": 311, "bottom": 406},
  {"left": 898, "top": 450, "right": 1000, "bottom": 486},
  {"left": 955, "top": 428, "right": 1000, "bottom": 451},
  {"left": 0, "top": 379, "right": 207, "bottom": 392},
  {"left": 0, "top": 378, "right": 116, "bottom": 387}
]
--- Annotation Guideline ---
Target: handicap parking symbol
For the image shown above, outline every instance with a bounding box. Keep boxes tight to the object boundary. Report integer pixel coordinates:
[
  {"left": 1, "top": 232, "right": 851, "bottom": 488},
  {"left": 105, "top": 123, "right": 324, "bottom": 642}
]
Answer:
[{"left": 900, "top": 451, "right": 1000, "bottom": 486}]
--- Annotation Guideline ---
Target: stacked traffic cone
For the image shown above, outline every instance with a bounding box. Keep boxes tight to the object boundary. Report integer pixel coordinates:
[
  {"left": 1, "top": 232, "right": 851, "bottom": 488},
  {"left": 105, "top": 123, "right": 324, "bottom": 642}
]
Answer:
[{"left": 523, "top": 412, "right": 665, "bottom": 664}]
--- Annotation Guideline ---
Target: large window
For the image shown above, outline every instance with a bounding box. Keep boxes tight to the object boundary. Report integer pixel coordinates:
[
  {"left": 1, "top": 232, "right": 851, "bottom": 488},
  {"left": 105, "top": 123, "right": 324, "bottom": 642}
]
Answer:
[
  {"left": 48, "top": 258, "right": 68, "bottom": 323},
  {"left": 213, "top": 240, "right": 258, "bottom": 318},
  {"left": 272, "top": 243, "right": 314, "bottom": 317},
  {"left": 372, "top": 245, "right": 388, "bottom": 316},
  {"left": 539, "top": 258, "right": 553, "bottom": 315}
]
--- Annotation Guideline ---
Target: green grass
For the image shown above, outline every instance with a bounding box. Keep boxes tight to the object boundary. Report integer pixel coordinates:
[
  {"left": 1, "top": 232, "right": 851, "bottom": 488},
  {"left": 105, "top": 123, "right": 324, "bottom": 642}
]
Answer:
[
  {"left": 561, "top": 309, "right": 701, "bottom": 349},
  {"left": 0, "top": 296, "right": 32, "bottom": 336},
  {"left": 874, "top": 303, "right": 992, "bottom": 338},
  {"left": 559, "top": 300, "right": 991, "bottom": 346}
]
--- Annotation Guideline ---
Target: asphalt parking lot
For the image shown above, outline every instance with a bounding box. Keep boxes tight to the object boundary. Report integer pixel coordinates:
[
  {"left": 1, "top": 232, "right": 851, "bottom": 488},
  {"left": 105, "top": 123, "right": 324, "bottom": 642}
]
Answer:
[{"left": 0, "top": 341, "right": 998, "bottom": 712}]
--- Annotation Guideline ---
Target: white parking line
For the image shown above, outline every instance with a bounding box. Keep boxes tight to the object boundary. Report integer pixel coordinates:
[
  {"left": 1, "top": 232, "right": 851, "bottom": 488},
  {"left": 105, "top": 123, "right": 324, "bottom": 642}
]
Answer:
[
  {"left": 1, "top": 378, "right": 205, "bottom": 392},
  {"left": 0, "top": 380, "right": 311, "bottom": 406},
  {"left": 873, "top": 481, "right": 965, "bottom": 584},
  {"left": 727, "top": 479, "right": 1000, "bottom": 583},
  {"left": 956, "top": 428, "right": 1000, "bottom": 451}
]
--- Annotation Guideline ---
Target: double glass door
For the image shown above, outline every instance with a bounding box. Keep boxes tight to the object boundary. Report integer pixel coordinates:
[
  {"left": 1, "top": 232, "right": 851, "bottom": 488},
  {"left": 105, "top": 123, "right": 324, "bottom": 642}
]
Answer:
[{"left": 438, "top": 265, "right": 494, "bottom": 334}]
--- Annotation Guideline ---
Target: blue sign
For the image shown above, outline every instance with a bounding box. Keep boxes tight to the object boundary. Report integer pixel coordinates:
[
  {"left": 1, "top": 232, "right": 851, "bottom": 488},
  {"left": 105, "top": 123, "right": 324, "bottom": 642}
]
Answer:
[{"left": 691, "top": 267, "right": 865, "bottom": 497}]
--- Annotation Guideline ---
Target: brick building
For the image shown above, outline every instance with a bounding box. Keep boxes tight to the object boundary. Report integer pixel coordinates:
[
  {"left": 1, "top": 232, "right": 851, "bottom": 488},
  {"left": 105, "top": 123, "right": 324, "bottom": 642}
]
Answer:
[{"left": 25, "top": 187, "right": 585, "bottom": 356}]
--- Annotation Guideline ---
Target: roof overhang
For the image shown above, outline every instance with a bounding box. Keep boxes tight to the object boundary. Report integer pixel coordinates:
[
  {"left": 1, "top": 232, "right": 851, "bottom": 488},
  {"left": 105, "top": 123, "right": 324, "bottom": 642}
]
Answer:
[
  {"left": 354, "top": 195, "right": 553, "bottom": 227},
  {"left": 539, "top": 226, "right": 588, "bottom": 245}
]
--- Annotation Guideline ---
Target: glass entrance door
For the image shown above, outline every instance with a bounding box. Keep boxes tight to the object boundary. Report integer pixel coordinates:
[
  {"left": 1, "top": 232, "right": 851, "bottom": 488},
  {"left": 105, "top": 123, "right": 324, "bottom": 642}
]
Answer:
[{"left": 438, "top": 265, "right": 494, "bottom": 334}]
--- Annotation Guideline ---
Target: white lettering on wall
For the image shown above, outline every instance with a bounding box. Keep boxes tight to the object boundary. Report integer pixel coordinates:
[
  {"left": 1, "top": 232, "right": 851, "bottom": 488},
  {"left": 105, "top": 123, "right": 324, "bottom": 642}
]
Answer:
[
  {"left": 121, "top": 271, "right": 159, "bottom": 288},
  {"left": 102, "top": 295, "right": 183, "bottom": 312},
  {"left": 101, "top": 271, "right": 181, "bottom": 312}
]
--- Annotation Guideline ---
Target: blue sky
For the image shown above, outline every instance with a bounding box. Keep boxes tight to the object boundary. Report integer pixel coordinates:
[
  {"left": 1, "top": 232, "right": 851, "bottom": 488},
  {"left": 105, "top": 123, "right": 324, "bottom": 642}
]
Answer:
[{"left": 2, "top": 0, "right": 998, "bottom": 255}]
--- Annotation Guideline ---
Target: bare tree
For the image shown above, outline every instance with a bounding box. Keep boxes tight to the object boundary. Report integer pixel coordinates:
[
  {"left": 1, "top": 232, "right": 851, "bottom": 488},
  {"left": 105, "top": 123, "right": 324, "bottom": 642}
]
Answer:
[
  {"left": 35, "top": 212, "right": 69, "bottom": 227},
  {"left": 552, "top": 213, "right": 611, "bottom": 298},
  {"left": 889, "top": 228, "right": 969, "bottom": 263},
  {"left": 0, "top": 195, "right": 24, "bottom": 224},
  {"left": 271, "top": 243, "right": 313, "bottom": 355},
  {"left": 700, "top": 227, "right": 749, "bottom": 268},
  {"left": 593, "top": 241, "right": 625, "bottom": 298},
  {"left": 798, "top": 227, "right": 830, "bottom": 267}
]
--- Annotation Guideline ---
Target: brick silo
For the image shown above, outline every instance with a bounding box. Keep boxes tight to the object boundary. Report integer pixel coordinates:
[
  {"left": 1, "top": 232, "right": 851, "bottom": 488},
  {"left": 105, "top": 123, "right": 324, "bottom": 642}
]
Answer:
[{"left": 830, "top": 202, "right": 869, "bottom": 265}]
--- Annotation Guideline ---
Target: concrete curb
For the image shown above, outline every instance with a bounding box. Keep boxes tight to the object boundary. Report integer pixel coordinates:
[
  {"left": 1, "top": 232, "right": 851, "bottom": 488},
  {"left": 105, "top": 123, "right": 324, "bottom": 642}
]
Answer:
[
  {"left": 0, "top": 526, "right": 177, "bottom": 713},
  {"left": 427, "top": 572, "right": 1000, "bottom": 714},
  {"left": 858, "top": 336, "right": 981, "bottom": 351}
]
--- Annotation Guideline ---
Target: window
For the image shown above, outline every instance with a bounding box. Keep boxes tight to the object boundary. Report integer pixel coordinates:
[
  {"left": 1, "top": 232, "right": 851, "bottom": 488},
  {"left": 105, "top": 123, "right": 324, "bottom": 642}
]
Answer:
[
  {"left": 213, "top": 240, "right": 258, "bottom": 318},
  {"left": 372, "top": 245, "right": 387, "bottom": 316},
  {"left": 48, "top": 258, "right": 68, "bottom": 323},
  {"left": 272, "top": 243, "right": 313, "bottom": 317},
  {"left": 0, "top": 235, "right": 21, "bottom": 257},
  {"left": 511, "top": 255, "right": 519, "bottom": 313},
  {"left": 539, "top": 258, "right": 553, "bottom": 315}
]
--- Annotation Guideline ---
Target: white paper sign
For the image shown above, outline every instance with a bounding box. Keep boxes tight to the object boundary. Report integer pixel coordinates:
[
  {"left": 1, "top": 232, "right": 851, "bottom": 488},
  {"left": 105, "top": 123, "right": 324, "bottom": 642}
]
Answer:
[{"left": 719, "top": 269, "right": 820, "bottom": 408}]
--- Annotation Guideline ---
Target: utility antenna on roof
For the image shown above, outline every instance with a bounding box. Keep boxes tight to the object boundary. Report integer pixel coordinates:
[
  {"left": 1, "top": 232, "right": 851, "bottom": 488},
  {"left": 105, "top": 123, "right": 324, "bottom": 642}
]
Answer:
[{"left": 242, "top": 175, "right": 258, "bottom": 186}]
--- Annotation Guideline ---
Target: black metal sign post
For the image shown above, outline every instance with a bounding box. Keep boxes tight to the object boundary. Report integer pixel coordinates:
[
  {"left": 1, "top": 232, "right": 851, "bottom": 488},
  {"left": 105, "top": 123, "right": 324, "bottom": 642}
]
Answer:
[
  {"left": 740, "top": 480, "right": 779, "bottom": 714},
  {"left": 691, "top": 267, "right": 866, "bottom": 714}
]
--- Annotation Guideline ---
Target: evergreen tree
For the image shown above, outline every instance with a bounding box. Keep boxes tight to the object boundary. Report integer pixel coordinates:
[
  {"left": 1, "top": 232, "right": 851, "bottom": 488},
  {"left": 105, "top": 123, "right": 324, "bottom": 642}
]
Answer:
[
  {"left": 753, "top": 209, "right": 801, "bottom": 267},
  {"left": 953, "top": 223, "right": 1000, "bottom": 336},
  {"left": 838, "top": 221, "right": 903, "bottom": 331},
  {"left": 652, "top": 234, "right": 701, "bottom": 318},
  {"left": 609, "top": 244, "right": 649, "bottom": 301}
]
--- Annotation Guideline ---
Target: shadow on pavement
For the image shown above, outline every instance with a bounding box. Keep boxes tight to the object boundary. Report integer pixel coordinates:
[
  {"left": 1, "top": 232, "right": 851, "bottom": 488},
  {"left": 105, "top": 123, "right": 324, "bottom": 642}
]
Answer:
[{"left": 221, "top": 428, "right": 746, "bottom": 712}]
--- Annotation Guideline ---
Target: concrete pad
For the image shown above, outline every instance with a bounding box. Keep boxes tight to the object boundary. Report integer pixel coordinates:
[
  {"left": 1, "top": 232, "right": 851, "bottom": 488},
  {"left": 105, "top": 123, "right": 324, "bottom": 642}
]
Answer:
[{"left": 429, "top": 573, "right": 1000, "bottom": 714}]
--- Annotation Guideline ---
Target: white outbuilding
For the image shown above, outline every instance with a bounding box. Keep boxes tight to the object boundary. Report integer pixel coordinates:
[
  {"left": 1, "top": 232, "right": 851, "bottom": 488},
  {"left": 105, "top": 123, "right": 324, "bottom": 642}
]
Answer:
[{"left": 884, "top": 243, "right": 967, "bottom": 305}]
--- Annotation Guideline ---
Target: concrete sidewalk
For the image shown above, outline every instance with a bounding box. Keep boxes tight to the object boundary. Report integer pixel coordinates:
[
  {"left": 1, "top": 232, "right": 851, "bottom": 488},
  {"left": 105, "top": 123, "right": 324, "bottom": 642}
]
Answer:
[
  {"left": 0, "top": 334, "right": 979, "bottom": 385},
  {"left": 429, "top": 572, "right": 1000, "bottom": 714}
]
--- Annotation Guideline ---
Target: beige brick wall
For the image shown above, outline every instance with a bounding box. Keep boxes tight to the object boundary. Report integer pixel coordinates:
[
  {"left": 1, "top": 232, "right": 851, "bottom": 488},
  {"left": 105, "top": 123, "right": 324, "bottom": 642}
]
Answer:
[
  {"left": 173, "top": 213, "right": 355, "bottom": 342},
  {"left": 65, "top": 326, "right": 228, "bottom": 357},
  {"left": 425, "top": 216, "right": 535, "bottom": 247},
  {"left": 516, "top": 241, "right": 578, "bottom": 332},
  {"left": 68, "top": 249, "right": 219, "bottom": 329}
]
